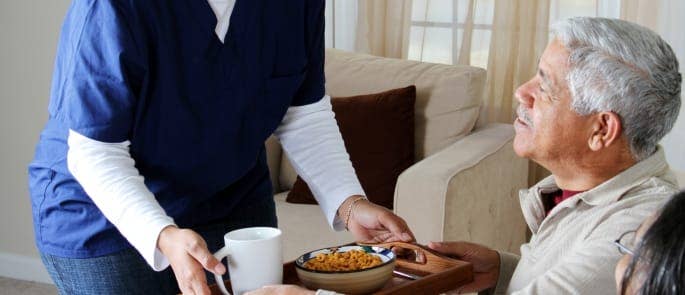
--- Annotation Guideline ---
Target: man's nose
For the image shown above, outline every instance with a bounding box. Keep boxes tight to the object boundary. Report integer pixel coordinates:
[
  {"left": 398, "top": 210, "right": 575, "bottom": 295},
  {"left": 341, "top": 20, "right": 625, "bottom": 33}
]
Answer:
[{"left": 515, "top": 81, "right": 534, "bottom": 108}]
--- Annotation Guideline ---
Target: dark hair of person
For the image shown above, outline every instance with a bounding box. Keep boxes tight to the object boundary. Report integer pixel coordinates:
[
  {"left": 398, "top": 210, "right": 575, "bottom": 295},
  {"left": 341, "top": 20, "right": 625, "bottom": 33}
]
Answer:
[{"left": 621, "top": 190, "right": 685, "bottom": 295}]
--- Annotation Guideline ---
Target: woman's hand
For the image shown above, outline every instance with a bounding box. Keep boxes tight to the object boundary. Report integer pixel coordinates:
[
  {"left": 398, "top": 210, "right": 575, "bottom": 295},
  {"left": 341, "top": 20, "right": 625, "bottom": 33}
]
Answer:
[
  {"left": 341, "top": 196, "right": 415, "bottom": 243},
  {"left": 428, "top": 241, "right": 500, "bottom": 293},
  {"left": 157, "top": 225, "right": 226, "bottom": 295},
  {"left": 244, "top": 285, "right": 315, "bottom": 295}
]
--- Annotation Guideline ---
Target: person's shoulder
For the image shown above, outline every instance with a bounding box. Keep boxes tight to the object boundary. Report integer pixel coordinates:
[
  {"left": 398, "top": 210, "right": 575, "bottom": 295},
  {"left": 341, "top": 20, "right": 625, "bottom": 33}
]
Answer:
[
  {"left": 623, "top": 174, "right": 679, "bottom": 204},
  {"left": 602, "top": 180, "right": 674, "bottom": 225},
  {"left": 67, "top": 0, "right": 139, "bottom": 20},
  {"left": 585, "top": 191, "right": 668, "bottom": 239},
  {"left": 70, "top": 0, "right": 133, "bottom": 10},
  {"left": 596, "top": 177, "right": 674, "bottom": 218}
]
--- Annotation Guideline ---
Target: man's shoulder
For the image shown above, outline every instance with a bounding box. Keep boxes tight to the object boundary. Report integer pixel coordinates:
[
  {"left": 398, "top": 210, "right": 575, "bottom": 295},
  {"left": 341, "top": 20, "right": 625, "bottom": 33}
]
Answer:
[
  {"left": 590, "top": 176, "right": 674, "bottom": 229},
  {"left": 599, "top": 165, "right": 678, "bottom": 210},
  {"left": 622, "top": 172, "right": 679, "bottom": 203},
  {"left": 584, "top": 174, "right": 676, "bottom": 235}
]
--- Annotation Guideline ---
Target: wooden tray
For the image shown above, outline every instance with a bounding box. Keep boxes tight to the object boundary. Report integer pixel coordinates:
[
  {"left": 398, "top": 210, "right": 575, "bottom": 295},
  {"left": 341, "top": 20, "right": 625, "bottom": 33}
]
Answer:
[{"left": 209, "top": 242, "right": 473, "bottom": 295}]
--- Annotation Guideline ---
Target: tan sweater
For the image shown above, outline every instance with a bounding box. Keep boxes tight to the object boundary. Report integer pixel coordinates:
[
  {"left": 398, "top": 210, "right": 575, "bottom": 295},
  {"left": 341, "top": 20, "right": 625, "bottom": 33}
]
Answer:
[{"left": 494, "top": 147, "right": 679, "bottom": 295}]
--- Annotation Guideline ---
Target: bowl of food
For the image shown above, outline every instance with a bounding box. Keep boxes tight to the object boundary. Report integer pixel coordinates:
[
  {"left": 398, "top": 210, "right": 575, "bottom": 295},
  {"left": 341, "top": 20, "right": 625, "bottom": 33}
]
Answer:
[{"left": 295, "top": 245, "right": 396, "bottom": 294}]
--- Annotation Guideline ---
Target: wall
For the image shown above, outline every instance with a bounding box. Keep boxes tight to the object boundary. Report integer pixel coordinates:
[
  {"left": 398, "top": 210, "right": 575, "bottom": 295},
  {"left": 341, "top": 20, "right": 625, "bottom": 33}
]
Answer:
[
  {"left": 0, "top": 0, "right": 70, "bottom": 283},
  {"left": 657, "top": 0, "right": 685, "bottom": 172}
]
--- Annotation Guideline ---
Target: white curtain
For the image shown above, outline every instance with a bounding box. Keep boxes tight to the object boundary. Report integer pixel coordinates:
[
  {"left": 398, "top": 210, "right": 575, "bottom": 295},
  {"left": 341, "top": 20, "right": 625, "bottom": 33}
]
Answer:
[
  {"left": 324, "top": 0, "right": 358, "bottom": 51},
  {"left": 355, "top": 0, "right": 413, "bottom": 58}
]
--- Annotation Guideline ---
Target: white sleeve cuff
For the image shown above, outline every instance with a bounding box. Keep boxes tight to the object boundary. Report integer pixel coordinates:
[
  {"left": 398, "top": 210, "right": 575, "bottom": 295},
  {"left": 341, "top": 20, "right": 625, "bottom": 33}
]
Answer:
[
  {"left": 133, "top": 219, "right": 175, "bottom": 271},
  {"left": 274, "top": 95, "right": 366, "bottom": 230},
  {"left": 315, "top": 289, "right": 344, "bottom": 295},
  {"left": 67, "top": 129, "right": 175, "bottom": 271}
]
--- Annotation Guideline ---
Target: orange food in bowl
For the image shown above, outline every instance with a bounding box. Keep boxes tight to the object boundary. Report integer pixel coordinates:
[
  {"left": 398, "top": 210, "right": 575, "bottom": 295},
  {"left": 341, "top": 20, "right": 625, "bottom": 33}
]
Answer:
[{"left": 303, "top": 249, "right": 383, "bottom": 271}]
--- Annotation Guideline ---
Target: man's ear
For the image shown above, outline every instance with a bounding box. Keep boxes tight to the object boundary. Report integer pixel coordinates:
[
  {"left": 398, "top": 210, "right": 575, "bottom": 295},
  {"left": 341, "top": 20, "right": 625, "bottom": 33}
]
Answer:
[{"left": 588, "top": 112, "right": 622, "bottom": 151}]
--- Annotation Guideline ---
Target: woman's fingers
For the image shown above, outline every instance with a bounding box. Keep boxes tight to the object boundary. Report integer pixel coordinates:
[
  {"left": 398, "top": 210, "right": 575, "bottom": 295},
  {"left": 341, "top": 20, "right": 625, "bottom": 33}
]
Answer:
[{"left": 158, "top": 226, "right": 221, "bottom": 295}]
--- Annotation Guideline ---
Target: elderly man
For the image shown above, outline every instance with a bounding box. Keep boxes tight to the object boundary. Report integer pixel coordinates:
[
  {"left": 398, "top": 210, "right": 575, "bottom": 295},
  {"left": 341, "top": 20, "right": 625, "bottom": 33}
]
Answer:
[
  {"left": 427, "top": 17, "right": 681, "bottom": 294},
  {"left": 246, "top": 17, "right": 681, "bottom": 295}
]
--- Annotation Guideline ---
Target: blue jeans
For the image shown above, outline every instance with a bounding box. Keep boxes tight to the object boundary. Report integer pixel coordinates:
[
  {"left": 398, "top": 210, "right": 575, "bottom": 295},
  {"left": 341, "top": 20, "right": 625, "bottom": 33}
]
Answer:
[{"left": 41, "top": 197, "right": 277, "bottom": 295}]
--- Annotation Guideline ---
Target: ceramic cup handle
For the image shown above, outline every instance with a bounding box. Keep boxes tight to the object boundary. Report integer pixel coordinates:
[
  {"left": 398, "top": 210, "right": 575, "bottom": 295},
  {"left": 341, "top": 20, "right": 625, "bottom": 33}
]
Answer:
[{"left": 213, "top": 246, "right": 231, "bottom": 295}]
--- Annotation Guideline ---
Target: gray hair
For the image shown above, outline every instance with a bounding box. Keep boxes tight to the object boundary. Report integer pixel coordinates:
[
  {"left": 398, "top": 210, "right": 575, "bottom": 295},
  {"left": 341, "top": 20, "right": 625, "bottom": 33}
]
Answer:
[{"left": 552, "top": 17, "right": 681, "bottom": 161}]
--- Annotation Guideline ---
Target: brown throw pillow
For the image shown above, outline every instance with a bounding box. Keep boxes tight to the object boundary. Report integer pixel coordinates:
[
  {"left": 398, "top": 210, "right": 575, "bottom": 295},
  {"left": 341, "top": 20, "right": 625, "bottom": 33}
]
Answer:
[{"left": 285, "top": 85, "right": 416, "bottom": 209}]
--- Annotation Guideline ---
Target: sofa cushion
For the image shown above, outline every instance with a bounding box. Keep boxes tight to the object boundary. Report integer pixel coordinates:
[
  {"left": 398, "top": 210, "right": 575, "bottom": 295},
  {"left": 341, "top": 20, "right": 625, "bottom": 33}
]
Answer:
[{"left": 285, "top": 86, "right": 416, "bottom": 209}]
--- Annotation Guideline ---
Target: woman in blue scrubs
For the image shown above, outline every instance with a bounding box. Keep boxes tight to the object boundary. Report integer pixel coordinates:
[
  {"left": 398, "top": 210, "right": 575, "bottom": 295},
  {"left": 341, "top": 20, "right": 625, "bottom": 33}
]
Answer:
[{"left": 28, "top": 1, "right": 414, "bottom": 294}]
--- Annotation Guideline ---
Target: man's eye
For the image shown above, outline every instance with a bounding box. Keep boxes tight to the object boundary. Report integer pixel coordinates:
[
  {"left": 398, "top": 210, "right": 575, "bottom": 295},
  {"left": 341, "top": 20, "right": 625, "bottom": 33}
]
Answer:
[{"left": 539, "top": 85, "right": 545, "bottom": 93}]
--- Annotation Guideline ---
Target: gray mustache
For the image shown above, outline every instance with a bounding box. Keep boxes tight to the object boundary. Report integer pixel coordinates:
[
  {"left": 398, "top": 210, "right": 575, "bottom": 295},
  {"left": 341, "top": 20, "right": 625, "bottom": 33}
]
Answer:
[{"left": 517, "top": 107, "right": 533, "bottom": 127}]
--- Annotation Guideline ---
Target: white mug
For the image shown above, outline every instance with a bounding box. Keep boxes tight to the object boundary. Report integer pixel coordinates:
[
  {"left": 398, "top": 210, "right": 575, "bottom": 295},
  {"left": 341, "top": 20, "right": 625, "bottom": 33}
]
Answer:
[{"left": 213, "top": 227, "right": 283, "bottom": 295}]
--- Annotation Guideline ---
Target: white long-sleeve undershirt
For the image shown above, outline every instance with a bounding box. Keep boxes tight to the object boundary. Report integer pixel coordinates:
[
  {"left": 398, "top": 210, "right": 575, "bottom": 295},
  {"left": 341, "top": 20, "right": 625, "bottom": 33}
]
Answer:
[
  {"left": 67, "top": 95, "right": 365, "bottom": 270},
  {"left": 67, "top": 131, "right": 173, "bottom": 271}
]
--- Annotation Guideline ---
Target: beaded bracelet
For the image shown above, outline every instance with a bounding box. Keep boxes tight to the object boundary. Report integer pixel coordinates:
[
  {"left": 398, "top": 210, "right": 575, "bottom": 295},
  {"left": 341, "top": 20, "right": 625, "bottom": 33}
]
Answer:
[{"left": 344, "top": 196, "right": 368, "bottom": 230}]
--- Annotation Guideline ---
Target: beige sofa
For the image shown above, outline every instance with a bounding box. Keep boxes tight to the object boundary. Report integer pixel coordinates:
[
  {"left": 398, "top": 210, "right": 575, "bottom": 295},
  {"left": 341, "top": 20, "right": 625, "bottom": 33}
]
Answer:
[{"left": 268, "top": 49, "right": 529, "bottom": 260}]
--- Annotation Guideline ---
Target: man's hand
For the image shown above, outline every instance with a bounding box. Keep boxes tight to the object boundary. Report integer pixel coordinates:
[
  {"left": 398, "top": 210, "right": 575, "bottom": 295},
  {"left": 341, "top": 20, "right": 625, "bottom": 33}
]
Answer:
[
  {"left": 340, "top": 196, "right": 415, "bottom": 243},
  {"left": 244, "top": 285, "right": 315, "bottom": 295},
  {"left": 157, "top": 226, "right": 226, "bottom": 295},
  {"left": 428, "top": 241, "right": 500, "bottom": 293}
]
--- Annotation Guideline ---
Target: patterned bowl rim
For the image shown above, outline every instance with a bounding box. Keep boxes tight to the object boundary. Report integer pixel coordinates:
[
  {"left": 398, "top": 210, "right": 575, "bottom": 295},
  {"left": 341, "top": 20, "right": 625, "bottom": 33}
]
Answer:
[{"left": 295, "top": 245, "right": 396, "bottom": 274}]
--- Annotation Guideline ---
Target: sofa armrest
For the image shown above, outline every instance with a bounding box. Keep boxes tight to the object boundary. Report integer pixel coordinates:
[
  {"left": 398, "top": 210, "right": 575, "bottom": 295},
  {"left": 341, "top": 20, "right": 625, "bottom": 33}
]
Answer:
[{"left": 394, "top": 123, "right": 528, "bottom": 253}]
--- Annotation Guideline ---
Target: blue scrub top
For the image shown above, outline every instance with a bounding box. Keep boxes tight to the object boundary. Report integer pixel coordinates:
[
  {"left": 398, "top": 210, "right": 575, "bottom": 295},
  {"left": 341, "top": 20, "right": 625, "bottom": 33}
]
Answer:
[{"left": 28, "top": 0, "right": 325, "bottom": 258}]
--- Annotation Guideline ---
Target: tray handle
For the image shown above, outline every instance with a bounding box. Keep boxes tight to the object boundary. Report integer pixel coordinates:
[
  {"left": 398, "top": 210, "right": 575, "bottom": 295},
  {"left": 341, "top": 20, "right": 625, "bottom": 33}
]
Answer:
[{"left": 360, "top": 241, "right": 463, "bottom": 274}]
